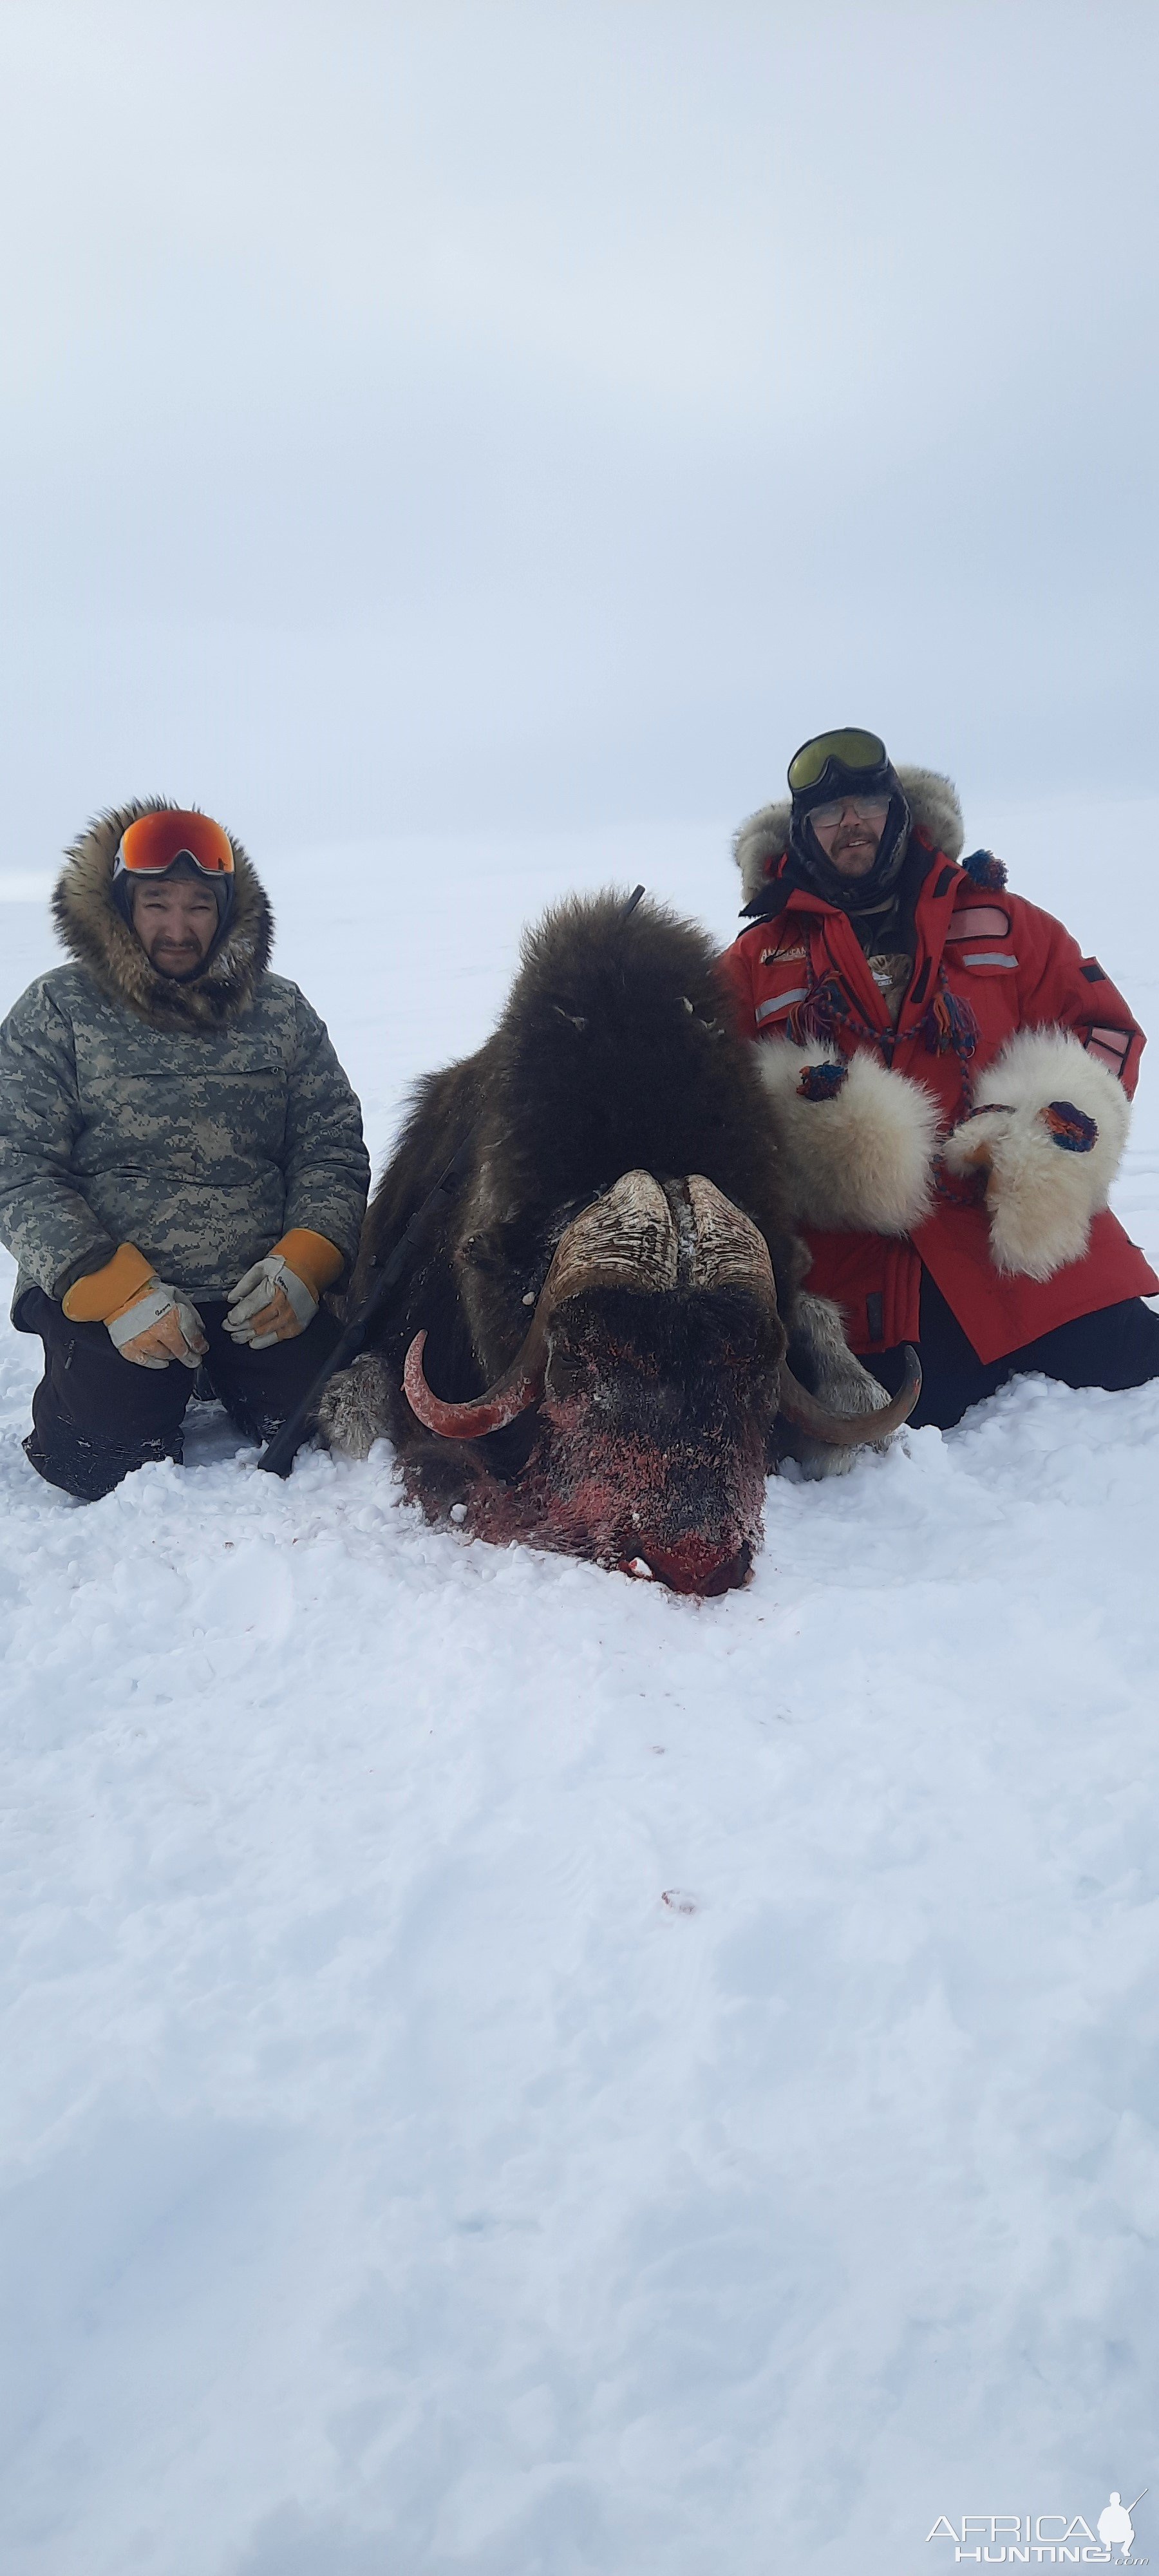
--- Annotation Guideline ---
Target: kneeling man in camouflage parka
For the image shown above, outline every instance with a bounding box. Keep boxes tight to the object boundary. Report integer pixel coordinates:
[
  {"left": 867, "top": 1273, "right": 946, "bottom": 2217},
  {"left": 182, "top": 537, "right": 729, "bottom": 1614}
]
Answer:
[{"left": 0, "top": 800, "right": 370, "bottom": 1500}]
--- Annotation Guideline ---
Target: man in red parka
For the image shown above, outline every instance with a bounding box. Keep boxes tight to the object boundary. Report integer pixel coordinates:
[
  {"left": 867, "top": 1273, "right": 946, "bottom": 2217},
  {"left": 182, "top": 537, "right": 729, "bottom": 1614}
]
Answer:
[{"left": 717, "top": 727, "right": 1159, "bottom": 1427}]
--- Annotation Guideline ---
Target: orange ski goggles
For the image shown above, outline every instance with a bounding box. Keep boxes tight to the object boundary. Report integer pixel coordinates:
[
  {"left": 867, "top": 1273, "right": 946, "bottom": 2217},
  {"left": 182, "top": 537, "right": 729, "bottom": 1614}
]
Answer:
[{"left": 115, "top": 811, "right": 235, "bottom": 878}]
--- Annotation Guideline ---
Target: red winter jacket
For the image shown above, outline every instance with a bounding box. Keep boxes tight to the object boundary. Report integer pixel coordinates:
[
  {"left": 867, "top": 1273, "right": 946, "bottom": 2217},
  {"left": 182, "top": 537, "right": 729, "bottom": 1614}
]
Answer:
[{"left": 717, "top": 831, "right": 1157, "bottom": 1363}]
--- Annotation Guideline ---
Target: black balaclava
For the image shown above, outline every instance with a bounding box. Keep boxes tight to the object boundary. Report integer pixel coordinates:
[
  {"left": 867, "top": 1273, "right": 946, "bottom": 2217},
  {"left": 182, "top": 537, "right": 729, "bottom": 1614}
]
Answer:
[
  {"left": 784, "top": 737, "right": 910, "bottom": 915},
  {"left": 111, "top": 846, "right": 235, "bottom": 967}
]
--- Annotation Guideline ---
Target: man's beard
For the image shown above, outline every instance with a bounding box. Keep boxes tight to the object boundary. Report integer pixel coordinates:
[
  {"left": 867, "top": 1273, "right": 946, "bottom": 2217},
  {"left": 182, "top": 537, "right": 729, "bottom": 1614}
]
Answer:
[
  {"left": 830, "top": 831, "right": 880, "bottom": 872},
  {"left": 780, "top": 782, "right": 912, "bottom": 917}
]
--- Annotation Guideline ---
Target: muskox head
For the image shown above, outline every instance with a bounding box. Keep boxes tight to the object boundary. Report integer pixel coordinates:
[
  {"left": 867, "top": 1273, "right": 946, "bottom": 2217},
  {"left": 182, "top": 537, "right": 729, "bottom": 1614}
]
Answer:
[{"left": 402, "top": 1170, "right": 919, "bottom": 1596}]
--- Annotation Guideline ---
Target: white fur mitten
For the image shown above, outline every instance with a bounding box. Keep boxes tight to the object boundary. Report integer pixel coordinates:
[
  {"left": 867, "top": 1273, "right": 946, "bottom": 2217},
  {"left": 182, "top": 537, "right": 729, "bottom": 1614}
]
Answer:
[
  {"left": 756, "top": 1039, "right": 939, "bottom": 1233},
  {"left": 941, "top": 1028, "right": 1130, "bottom": 1280}
]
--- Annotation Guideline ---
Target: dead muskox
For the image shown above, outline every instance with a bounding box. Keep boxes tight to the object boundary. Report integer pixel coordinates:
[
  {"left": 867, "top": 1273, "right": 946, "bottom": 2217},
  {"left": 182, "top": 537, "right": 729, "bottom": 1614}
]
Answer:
[{"left": 320, "top": 892, "right": 918, "bottom": 1593}]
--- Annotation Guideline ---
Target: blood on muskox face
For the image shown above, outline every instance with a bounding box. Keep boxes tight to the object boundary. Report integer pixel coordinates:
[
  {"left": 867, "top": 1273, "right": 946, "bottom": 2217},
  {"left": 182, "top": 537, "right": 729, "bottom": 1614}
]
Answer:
[
  {"left": 402, "top": 1172, "right": 786, "bottom": 1596},
  {"left": 401, "top": 1170, "right": 921, "bottom": 1596},
  {"left": 529, "top": 1283, "right": 785, "bottom": 1593}
]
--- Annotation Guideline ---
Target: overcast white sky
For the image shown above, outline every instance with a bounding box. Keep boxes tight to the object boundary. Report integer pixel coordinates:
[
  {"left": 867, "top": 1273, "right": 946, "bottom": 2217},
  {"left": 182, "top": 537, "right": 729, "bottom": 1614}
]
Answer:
[{"left": 1, "top": 0, "right": 1156, "bottom": 870}]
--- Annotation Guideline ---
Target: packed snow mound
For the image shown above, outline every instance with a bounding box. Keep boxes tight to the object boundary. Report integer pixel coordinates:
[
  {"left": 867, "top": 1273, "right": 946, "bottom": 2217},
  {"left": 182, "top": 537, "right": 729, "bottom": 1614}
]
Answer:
[
  {"left": 3, "top": 1285, "right": 1159, "bottom": 2575},
  {"left": 3, "top": 836, "right": 1159, "bottom": 2574}
]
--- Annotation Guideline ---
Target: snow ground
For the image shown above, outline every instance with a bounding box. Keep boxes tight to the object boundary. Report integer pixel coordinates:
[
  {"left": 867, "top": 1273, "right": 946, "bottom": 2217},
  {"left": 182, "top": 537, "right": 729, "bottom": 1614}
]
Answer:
[{"left": 3, "top": 804, "right": 1159, "bottom": 2575}]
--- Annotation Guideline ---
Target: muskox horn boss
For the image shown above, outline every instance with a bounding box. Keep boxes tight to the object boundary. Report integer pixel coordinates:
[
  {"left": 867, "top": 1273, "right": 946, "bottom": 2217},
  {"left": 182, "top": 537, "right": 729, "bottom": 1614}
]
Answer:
[
  {"left": 402, "top": 1170, "right": 679, "bottom": 1438},
  {"left": 403, "top": 1164, "right": 921, "bottom": 1450}
]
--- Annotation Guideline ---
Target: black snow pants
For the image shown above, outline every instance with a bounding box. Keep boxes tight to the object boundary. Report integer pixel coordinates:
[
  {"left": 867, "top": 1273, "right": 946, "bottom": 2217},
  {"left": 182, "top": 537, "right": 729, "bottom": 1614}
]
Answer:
[
  {"left": 865, "top": 1272, "right": 1159, "bottom": 1431},
  {"left": 19, "top": 1289, "right": 343, "bottom": 1502}
]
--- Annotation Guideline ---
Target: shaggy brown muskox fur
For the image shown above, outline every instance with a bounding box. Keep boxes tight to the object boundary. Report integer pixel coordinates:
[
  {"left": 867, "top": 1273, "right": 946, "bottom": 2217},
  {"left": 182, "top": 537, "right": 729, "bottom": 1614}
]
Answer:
[{"left": 321, "top": 891, "right": 894, "bottom": 1589}]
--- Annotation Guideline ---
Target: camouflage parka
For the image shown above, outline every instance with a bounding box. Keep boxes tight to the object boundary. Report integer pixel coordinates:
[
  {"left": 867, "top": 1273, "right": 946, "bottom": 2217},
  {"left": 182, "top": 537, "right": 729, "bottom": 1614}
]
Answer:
[{"left": 0, "top": 800, "right": 370, "bottom": 1325}]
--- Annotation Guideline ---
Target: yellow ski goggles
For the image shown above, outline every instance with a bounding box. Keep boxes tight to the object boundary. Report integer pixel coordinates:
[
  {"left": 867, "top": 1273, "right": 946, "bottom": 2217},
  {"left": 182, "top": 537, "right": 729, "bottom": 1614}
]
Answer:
[{"left": 787, "top": 728, "right": 888, "bottom": 795}]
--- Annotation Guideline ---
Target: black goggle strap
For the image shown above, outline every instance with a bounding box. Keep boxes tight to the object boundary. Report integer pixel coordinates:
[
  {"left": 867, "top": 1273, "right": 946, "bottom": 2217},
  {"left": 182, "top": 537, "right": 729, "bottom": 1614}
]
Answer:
[{"left": 114, "top": 848, "right": 223, "bottom": 880}]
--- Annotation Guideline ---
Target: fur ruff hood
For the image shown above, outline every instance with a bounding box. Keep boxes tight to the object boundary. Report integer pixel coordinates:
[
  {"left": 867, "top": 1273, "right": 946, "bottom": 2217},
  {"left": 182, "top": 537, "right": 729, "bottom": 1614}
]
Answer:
[
  {"left": 731, "top": 765, "right": 965, "bottom": 911},
  {"left": 52, "top": 797, "right": 274, "bottom": 1032}
]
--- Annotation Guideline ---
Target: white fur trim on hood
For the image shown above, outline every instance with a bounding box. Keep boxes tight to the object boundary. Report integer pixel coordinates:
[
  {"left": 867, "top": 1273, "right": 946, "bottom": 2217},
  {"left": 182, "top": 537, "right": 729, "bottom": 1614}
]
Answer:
[
  {"left": 755, "top": 1039, "right": 939, "bottom": 1235},
  {"left": 732, "top": 765, "right": 965, "bottom": 909},
  {"left": 941, "top": 1028, "right": 1131, "bottom": 1280}
]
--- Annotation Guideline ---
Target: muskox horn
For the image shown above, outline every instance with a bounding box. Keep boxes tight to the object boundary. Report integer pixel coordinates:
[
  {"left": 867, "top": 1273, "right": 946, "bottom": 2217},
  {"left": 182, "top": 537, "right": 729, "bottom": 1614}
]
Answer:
[
  {"left": 681, "top": 1175, "right": 921, "bottom": 1450},
  {"left": 403, "top": 1327, "right": 547, "bottom": 1441},
  {"left": 403, "top": 1170, "right": 679, "bottom": 1439},
  {"left": 683, "top": 1175, "right": 779, "bottom": 1296},
  {"left": 545, "top": 1169, "right": 679, "bottom": 1306},
  {"left": 777, "top": 1345, "right": 923, "bottom": 1446}
]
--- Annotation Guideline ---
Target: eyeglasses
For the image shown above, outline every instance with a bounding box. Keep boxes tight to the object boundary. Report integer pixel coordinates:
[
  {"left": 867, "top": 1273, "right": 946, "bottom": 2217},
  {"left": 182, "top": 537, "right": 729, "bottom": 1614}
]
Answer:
[
  {"left": 809, "top": 795, "right": 890, "bottom": 831},
  {"left": 115, "top": 811, "right": 235, "bottom": 876},
  {"left": 787, "top": 728, "right": 887, "bottom": 793}
]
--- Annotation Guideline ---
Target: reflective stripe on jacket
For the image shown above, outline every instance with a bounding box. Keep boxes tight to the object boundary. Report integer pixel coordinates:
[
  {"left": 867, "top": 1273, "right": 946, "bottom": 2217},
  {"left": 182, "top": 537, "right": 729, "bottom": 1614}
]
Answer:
[{"left": 717, "top": 837, "right": 1157, "bottom": 1362}]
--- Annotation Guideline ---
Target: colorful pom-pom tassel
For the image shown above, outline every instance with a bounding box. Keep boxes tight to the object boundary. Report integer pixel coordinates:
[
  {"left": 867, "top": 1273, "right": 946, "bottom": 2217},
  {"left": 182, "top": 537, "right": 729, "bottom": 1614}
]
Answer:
[
  {"left": 961, "top": 848, "right": 1008, "bottom": 891},
  {"left": 796, "top": 1060, "right": 849, "bottom": 1102},
  {"left": 1043, "top": 1099, "right": 1098, "bottom": 1153}
]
